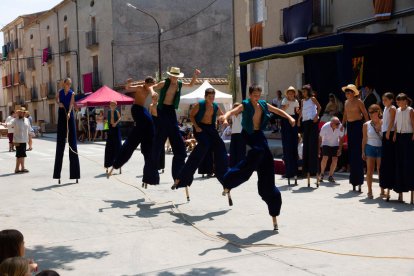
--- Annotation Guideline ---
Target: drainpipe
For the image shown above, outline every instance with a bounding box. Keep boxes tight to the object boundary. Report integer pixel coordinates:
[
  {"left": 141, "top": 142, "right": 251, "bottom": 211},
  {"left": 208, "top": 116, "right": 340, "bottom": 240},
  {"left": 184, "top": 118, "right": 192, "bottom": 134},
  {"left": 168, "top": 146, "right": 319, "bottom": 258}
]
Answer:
[
  {"left": 111, "top": 40, "right": 115, "bottom": 87},
  {"left": 73, "top": 0, "right": 81, "bottom": 93},
  {"left": 232, "top": 0, "right": 237, "bottom": 101},
  {"left": 54, "top": 8, "right": 62, "bottom": 80}
]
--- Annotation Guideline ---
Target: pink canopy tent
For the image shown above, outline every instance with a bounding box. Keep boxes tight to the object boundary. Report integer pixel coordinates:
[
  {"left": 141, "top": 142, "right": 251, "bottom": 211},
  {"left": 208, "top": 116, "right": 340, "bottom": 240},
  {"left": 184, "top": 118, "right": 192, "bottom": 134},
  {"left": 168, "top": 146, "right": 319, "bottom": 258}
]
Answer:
[
  {"left": 76, "top": 85, "right": 134, "bottom": 140},
  {"left": 76, "top": 85, "right": 134, "bottom": 107}
]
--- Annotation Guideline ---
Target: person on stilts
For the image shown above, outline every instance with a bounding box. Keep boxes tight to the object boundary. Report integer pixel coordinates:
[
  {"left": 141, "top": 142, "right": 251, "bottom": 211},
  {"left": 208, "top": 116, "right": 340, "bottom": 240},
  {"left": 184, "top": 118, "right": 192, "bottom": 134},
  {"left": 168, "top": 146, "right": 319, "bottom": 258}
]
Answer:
[
  {"left": 171, "top": 88, "right": 228, "bottom": 201},
  {"left": 107, "top": 77, "right": 159, "bottom": 188},
  {"left": 104, "top": 100, "right": 122, "bottom": 173},
  {"left": 341, "top": 84, "right": 368, "bottom": 192},
  {"left": 151, "top": 67, "right": 201, "bottom": 183},
  {"left": 53, "top": 78, "right": 80, "bottom": 184},
  {"left": 220, "top": 84, "right": 296, "bottom": 231}
]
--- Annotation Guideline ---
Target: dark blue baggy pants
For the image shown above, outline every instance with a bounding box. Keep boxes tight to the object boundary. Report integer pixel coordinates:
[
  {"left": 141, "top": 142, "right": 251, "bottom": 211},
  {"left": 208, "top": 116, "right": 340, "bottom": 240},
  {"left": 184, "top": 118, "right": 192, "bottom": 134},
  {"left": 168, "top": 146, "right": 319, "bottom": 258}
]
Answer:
[
  {"left": 281, "top": 117, "right": 298, "bottom": 178},
  {"left": 394, "top": 133, "right": 414, "bottom": 193},
  {"left": 347, "top": 120, "right": 364, "bottom": 186},
  {"left": 229, "top": 133, "right": 246, "bottom": 167},
  {"left": 198, "top": 148, "right": 214, "bottom": 175},
  {"left": 223, "top": 130, "right": 282, "bottom": 217},
  {"left": 113, "top": 105, "right": 158, "bottom": 184},
  {"left": 152, "top": 105, "right": 187, "bottom": 180},
  {"left": 176, "top": 123, "right": 228, "bottom": 188},
  {"left": 53, "top": 108, "right": 80, "bottom": 179},
  {"left": 152, "top": 116, "right": 165, "bottom": 170},
  {"left": 104, "top": 125, "right": 122, "bottom": 168},
  {"left": 302, "top": 120, "right": 319, "bottom": 176},
  {"left": 379, "top": 131, "right": 395, "bottom": 189}
]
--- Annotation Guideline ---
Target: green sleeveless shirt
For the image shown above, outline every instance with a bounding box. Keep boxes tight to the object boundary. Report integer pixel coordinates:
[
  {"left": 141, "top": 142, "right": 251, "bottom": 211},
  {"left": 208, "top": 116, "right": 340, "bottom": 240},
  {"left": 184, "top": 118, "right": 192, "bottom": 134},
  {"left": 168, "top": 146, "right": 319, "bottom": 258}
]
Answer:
[
  {"left": 242, "top": 99, "right": 270, "bottom": 134},
  {"left": 195, "top": 100, "right": 218, "bottom": 125},
  {"left": 158, "top": 78, "right": 183, "bottom": 109}
]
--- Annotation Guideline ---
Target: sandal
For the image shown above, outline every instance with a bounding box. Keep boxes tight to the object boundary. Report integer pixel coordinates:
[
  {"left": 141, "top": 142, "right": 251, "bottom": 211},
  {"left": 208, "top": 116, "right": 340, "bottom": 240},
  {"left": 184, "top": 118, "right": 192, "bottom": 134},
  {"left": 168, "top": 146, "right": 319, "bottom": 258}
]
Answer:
[
  {"left": 367, "top": 192, "right": 373, "bottom": 199},
  {"left": 328, "top": 176, "right": 335, "bottom": 183},
  {"left": 21, "top": 169, "right": 29, "bottom": 173}
]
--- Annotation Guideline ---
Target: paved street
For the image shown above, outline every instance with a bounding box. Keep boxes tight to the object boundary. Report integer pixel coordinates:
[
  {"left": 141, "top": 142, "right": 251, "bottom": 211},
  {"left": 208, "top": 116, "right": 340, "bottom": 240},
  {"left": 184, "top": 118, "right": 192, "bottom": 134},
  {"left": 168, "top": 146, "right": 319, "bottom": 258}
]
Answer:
[{"left": 1, "top": 135, "right": 414, "bottom": 276}]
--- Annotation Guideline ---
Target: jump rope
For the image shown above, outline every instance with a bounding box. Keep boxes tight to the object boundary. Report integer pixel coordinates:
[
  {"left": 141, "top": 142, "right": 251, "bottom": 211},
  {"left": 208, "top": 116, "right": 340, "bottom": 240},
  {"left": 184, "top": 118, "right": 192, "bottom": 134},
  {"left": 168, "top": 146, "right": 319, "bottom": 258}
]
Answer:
[{"left": 62, "top": 110, "right": 414, "bottom": 261}]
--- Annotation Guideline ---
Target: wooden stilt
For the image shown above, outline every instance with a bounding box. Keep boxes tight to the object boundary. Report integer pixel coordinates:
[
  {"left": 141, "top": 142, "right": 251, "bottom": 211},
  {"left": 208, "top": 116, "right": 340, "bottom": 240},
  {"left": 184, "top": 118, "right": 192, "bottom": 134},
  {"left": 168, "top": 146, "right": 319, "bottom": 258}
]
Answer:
[
  {"left": 272, "top": 216, "right": 278, "bottom": 231},
  {"left": 76, "top": 179, "right": 78, "bottom": 184},
  {"left": 398, "top": 193, "right": 403, "bottom": 202},
  {"left": 307, "top": 173, "right": 310, "bottom": 187},
  {"left": 107, "top": 167, "right": 114, "bottom": 179},
  {"left": 386, "top": 189, "right": 390, "bottom": 202},
  {"left": 288, "top": 178, "right": 291, "bottom": 186},
  {"left": 119, "top": 167, "right": 122, "bottom": 174},
  {"left": 58, "top": 179, "right": 61, "bottom": 184},
  {"left": 358, "top": 185, "right": 362, "bottom": 193},
  {"left": 411, "top": 191, "right": 413, "bottom": 204},
  {"left": 185, "top": 186, "right": 190, "bottom": 202},
  {"left": 316, "top": 175, "right": 319, "bottom": 188}
]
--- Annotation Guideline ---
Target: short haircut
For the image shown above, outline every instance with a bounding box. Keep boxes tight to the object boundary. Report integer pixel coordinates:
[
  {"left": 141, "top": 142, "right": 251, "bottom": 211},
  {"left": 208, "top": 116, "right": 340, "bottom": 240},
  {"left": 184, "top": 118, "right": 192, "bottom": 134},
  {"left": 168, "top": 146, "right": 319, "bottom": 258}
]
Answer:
[
  {"left": 205, "top": 88, "right": 215, "bottom": 97},
  {"left": 249, "top": 84, "right": 262, "bottom": 95},
  {"left": 0, "top": 229, "right": 24, "bottom": 264},
  {"left": 0, "top": 257, "right": 29, "bottom": 276},
  {"left": 382, "top": 92, "right": 394, "bottom": 101},
  {"left": 63, "top": 78, "right": 72, "bottom": 84},
  {"left": 144, "top": 76, "right": 155, "bottom": 84},
  {"left": 396, "top": 93, "right": 413, "bottom": 106},
  {"left": 35, "top": 270, "right": 61, "bottom": 276}
]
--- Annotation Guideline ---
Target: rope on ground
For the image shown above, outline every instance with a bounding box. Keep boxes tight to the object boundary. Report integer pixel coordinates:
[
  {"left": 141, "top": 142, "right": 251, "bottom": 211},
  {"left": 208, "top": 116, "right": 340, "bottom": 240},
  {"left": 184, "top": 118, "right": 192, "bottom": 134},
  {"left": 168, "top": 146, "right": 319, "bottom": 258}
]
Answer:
[{"left": 63, "top": 116, "right": 414, "bottom": 261}]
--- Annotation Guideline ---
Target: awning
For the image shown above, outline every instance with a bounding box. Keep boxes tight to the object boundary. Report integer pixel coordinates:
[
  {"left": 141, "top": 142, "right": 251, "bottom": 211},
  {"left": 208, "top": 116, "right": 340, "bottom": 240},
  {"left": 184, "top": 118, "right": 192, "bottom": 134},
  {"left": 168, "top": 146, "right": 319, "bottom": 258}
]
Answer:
[{"left": 239, "top": 33, "right": 414, "bottom": 99}]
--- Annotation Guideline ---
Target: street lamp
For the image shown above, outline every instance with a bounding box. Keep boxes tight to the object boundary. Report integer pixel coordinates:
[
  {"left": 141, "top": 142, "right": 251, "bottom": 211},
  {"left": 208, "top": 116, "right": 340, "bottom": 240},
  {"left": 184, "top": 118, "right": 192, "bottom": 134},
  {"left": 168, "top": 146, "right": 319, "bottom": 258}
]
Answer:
[{"left": 126, "top": 3, "right": 162, "bottom": 80}]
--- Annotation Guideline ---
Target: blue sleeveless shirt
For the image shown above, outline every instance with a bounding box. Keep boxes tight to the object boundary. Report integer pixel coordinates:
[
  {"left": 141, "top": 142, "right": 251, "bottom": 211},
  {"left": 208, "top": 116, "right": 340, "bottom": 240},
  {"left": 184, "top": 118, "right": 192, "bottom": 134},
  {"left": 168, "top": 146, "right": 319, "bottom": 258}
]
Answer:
[
  {"left": 195, "top": 100, "right": 218, "bottom": 124},
  {"left": 242, "top": 99, "right": 270, "bottom": 134},
  {"left": 59, "top": 89, "right": 74, "bottom": 110}
]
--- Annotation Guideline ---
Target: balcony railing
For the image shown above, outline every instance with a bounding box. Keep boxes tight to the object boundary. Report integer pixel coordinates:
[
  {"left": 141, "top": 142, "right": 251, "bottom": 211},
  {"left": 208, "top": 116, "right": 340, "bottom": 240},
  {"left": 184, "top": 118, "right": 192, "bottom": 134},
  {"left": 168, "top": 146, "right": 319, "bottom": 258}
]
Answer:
[
  {"left": 14, "top": 39, "right": 21, "bottom": 50},
  {"left": 92, "top": 70, "right": 101, "bottom": 92},
  {"left": 47, "top": 82, "right": 56, "bottom": 99},
  {"left": 279, "top": 0, "right": 333, "bottom": 42},
  {"left": 59, "top": 38, "right": 70, "bottom": 54},
  {"left": 31, "top": 87, "right": 39, "bottom": 102},
  {"left": 27, "top": 57, "right": 36, "bottom": 70},
  {"left": 6, "top": 74, "right": 12, "bottom": 87},
  {"left": 15, "top": 96, "right": 25, "bottom": 105},
  {"left": 13, "top": 72, "right": 20, "bottom": 86},
  {"left": 86, "top": 30, "right": 99, "bottom": 48}
]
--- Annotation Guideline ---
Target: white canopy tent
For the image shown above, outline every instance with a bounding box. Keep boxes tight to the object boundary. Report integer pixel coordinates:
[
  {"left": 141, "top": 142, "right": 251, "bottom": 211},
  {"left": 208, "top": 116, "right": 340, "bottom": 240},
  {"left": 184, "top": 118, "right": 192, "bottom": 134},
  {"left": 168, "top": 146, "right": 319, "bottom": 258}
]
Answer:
[{"left": 180, "top": 80, "right": 233, "bottom": 107}]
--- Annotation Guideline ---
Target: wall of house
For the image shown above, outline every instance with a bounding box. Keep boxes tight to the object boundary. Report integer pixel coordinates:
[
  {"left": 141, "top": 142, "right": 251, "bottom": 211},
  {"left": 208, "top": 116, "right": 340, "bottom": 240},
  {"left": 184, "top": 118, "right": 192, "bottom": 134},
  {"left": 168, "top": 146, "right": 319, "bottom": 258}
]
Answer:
[{"left": 111, "top": 0, "right": 234, "bottom": 85}]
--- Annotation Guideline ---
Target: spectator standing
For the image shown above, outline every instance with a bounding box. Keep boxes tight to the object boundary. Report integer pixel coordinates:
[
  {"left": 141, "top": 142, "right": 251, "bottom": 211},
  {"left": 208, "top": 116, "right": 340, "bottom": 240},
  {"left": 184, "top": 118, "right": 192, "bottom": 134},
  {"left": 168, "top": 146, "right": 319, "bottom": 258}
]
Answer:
[
  {"left": 271, "top": 90, "right": 283, "bottom": 132},
  {"left": 94, "top": 110, "right": 104, "bottom": 141},
  {"left": 362, "top": 104, "right": 383, "bottom": 199},
  {"left": 229, "top": 102, "right": 246, "bottom": 167},
  {"left": 11, "top": 108, "right": 31, "bottom": 173},
  {"left": 318, "top": 117, "right": 344, "bottom": 183},
  {"left": 379, "top": 92, "right": 396, "bottom": 200},
  {"left": 104, "top": 101, "right": 122, "bottom": 172},
  {"left": 393, "top": 93, "right": 414, "bottom": 203},
  {"left": 25, "top": 111, "right": 33, "bottom": 151},
  {"left": 1, "top": 110, "right": 15, "bottom": 152},
  {"left": 280, "top": 86, "right": 300, "bottom": 184}
]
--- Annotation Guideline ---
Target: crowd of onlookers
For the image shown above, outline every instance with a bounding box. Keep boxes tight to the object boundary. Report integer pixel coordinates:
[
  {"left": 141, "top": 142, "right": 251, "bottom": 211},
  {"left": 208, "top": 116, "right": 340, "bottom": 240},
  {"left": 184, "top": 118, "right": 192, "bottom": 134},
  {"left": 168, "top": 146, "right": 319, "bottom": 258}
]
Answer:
[{"left": 0, "top": 229, "right": 59, "bottom": 276}]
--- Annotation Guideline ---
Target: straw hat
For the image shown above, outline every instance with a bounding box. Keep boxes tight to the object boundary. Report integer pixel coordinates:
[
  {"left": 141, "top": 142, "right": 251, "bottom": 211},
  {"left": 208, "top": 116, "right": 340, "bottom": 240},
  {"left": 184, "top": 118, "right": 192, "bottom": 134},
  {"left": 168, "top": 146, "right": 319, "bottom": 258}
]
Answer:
[
  {"left": 16, "top": 107, "right": 27, "bottom": 113},
  {"left": 341, "top": 84, "right": 359, "bottom": 96},
  {"left": 167, "top": 67, "right": 184, "bottom": 78},
  {"left": 284, "top": 86, "right": 297, "bottom": 97}
]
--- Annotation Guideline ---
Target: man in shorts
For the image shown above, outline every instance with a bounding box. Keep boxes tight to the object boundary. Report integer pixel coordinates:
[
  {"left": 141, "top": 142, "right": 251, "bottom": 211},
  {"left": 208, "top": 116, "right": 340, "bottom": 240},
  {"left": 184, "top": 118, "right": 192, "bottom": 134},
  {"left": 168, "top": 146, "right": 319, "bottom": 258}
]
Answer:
[{"left": 318, "top": 116, "right": 344, "bottom": 182}]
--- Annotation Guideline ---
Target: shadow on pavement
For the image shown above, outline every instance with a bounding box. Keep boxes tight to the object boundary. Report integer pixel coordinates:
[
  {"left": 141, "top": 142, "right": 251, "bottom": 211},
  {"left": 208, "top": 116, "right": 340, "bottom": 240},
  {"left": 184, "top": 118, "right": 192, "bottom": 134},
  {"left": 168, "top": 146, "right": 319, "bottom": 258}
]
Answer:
[
  {"left": 32, "top": 182, "right": 79, "bottom": 192},
  {"left": 123, "top": 201, "right": 185, "bottom": 219},
  {"left": 199, "top": 230, "right": 275, "bottom": 256},
  {"left": 360, "top": 197, "right": 414, "bottom": 212},
  {"left": 291, "top": 186, "right": 318, "bottom": 193},
  {"left": 0, "top": 172, "right": 19, "bottom": 177},
  {"left": 26, "top": 245, "right": 109, "bottom": 271},
  {"left": 157, "top": 267, "right": 234, "bottom": 275},
  {"left": 99, "top": 198, "right": 145, "bottom": 213},
  {"left": 335, "top": 190, "right": 361, "bottom": 199},
  {"left": 168, "top": 209, "right": 230, "bottom": 225}
]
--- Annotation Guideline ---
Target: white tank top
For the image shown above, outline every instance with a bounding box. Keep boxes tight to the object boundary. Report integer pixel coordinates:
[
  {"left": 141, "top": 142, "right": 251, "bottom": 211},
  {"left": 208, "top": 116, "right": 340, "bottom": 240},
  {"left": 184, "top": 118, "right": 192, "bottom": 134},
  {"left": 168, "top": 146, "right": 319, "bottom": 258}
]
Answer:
[
  {"left": 381, "top": 106, "right": 395, "bottom": 132},
  {"left": 367, "top": 121, "right": 382, "bottom": 147},
  {"left": 396, "top": 106, "right": 413, "bottom": 133},
  {"left": 302, "top": 98, "right": 317, "bottom": 121}
]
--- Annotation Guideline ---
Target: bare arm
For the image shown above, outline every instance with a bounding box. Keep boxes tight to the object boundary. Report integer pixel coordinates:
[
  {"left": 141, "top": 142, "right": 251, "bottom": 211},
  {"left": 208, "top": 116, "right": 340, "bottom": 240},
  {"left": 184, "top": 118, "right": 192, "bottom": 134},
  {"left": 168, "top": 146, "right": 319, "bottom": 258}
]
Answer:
[
  {"left": 152, "top": 81, "right": 165, "bottom": 91},
  {"left": 362, "top": 123, "right": 368, "bottom": 160},
  {"left": 68, "top": 93, "right": 75, "bottom": 117},
  {"left": 222, "top": 104, "right": 244, "bottom": 122},
  {"left": 115, "top": 110, "right": 122, "bottom": 125},
  {"left": 342, "top": 101, "right": 348, "bottom": 125},
  {"left": 190, "top": 103, "right": 201, "bottom": 132},
  {"left": 267, "top": 103, "right": 295, "bottom": 126},
  {"left": 386, "top": 107, "right": 396, "bottom": 140},
  {"left": 311, "top": 97, "right": 322, "bottom": 120},
  {"left": 182, "top": 69, "right": 201, "bottom": 87},
  {"left": 411, "top": 109, "right": 414, "bottom": 140},
  {"left": 359, "top": 100, "right": 369, "bottom": 122}
]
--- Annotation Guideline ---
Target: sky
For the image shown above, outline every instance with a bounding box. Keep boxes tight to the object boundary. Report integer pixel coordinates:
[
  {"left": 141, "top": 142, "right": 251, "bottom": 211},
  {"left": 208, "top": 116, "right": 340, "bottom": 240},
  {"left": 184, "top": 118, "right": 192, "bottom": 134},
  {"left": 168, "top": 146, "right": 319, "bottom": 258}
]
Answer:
[{"left": 0, "top": 0, "right": 62, "bottom": 48}]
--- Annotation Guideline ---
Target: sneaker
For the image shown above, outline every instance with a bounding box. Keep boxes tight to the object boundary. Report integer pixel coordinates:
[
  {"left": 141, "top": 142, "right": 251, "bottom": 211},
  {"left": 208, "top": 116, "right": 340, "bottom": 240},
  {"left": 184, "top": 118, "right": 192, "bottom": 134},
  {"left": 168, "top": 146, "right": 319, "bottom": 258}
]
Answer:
[
  {"left": 328, "top": 176, "right": 335, "bottom": 183},
  {"left": 319, "top": 174, "right": 324, "bottom": 182}
]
